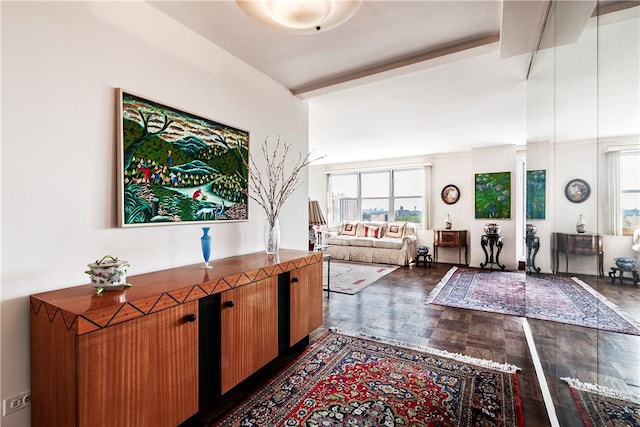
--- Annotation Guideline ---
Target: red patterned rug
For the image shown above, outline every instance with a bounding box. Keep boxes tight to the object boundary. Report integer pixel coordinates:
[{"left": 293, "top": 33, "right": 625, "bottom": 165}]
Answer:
[
  {"left": 426, "top": 267, "right": 640, "bottom": 335},
  {"left": 212, "top": 330, "right": 524, "bottom": 426},
  {"left": 562, "top": 377, "right": 640, "bottom": 426}
]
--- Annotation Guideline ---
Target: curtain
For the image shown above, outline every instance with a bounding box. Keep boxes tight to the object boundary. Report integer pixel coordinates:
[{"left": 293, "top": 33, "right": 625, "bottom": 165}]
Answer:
[
  {"left": 606, "top": 150, "right": 621, "bottom": 235},
  {"left": 423, "top": 165, "right": 432, "bottom": 230}
]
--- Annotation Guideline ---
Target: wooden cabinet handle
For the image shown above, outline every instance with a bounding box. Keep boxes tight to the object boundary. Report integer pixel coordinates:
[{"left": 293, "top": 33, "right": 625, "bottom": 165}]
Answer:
[
  {"left": 185, "top": 313, "right": 197, "bottom": 322},
  {"left": 292, "top": 277, "right": 299, "bottom": 283},
  {"left": 223, "top": 300, "right": 235, "bottom": 308}
]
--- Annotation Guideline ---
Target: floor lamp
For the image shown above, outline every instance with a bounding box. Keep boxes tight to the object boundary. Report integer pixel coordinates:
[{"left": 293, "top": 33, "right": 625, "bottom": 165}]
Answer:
[{"left": 308, "top": 200, "right": 326, "bottom": 250}]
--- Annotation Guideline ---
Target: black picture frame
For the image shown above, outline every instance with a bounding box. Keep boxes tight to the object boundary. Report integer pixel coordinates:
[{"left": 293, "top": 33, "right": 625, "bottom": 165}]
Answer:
[
  {"left": 564, "top": 178, "right": 591, "bottom": 203},
  {"left": 441, "top": 184, "right": 460, "bottom": 205}
]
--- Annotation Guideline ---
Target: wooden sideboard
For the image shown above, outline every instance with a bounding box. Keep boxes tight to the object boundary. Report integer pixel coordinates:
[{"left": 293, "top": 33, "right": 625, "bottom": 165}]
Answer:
[
  {"left": 30, "top": 249, "right": 323, "bottom": 427},
  {"left": 553, "top": 232, "right": 604, "bottom": 277},
  {"left": 433, "top": 229, "right": 468, "bottom": 265}
]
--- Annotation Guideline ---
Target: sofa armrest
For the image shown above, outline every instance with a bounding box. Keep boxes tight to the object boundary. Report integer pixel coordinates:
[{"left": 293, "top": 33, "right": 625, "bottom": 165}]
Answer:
[{"left": 402, "top": 235, "right": 417, "bottom": 246}]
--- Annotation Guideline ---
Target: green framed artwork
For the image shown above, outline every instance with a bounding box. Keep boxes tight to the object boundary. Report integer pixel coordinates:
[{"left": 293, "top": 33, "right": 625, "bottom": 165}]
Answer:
[
  {"left": 117, "top": 89, "right": 249, "bottom": 226},
  {"left": 475, "top": 172, "right": 511, "bottom": 219},
  {"left": 526, "top": 170, "right": 546, "bottom": 219}
]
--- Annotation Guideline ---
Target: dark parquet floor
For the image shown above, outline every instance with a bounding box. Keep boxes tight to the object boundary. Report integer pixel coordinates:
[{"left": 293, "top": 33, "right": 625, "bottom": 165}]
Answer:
[
  {"left": 191, "top": 262, "right": 640, "bottom": 427},
  {"left": 312, "top": 262, "right": 640, "bottom": 427},
  {"left": 528, "top": 272, "right": 640, "bottom": 426}
]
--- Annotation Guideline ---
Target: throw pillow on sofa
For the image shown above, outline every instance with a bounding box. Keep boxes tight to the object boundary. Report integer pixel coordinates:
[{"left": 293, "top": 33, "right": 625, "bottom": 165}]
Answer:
[
  {"left": 342, "top": 222, "right": 358, "bottom": 236},
  {"left": 364, "top": 225, "right": 382, "bottom": 238},
  {"left": 385, "top": 222, "right": 406, "bottom": 238}
]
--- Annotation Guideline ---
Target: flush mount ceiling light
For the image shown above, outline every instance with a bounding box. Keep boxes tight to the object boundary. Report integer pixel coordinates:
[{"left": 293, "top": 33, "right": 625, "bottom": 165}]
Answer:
[{"left": 236, "top": 0, "right": 362, "bottom": 34}]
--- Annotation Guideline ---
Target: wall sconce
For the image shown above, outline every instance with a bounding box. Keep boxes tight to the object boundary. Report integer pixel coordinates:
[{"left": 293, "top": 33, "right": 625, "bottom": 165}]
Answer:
[{"left": 236, "top": 0, "right": 362, "bottom": 34}]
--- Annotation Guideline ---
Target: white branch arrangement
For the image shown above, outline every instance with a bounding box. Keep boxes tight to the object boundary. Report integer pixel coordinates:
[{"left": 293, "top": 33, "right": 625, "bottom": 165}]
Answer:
[{"left": 246, "top": 136, "right": 323, "bottom": 227}]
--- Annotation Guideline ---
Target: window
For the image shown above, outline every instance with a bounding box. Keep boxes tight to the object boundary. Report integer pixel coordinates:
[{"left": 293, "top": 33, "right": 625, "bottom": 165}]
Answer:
[
  {"left": 328, "top": 168, "right": 424, "bottom": 226},
  {"left": 621, "top": 151, "right": 640, "bottom": 235},
  {"left": 328, "top": 174, "right": 358, "bottom": 223},
  {"left": 361, "top": 171, "right": 390, "bottom": 221},
  {"left": 393, "top": 169, "right": 424, "bottom": 223}
]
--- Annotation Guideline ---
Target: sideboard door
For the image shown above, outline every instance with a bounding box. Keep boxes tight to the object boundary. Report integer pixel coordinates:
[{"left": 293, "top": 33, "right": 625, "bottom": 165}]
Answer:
[
  {"left": 289, "top": 261, "right": 324, "bottom": 346},
  {"left": 77, "top": 301, "right": 198, "bottom": 427},
  {"left": 220, "top": 277, "right": 279, "bottom": 394}
]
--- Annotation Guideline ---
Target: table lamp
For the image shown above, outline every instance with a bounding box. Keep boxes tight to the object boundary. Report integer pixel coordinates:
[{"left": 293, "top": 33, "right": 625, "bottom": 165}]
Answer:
[{"left": 308, "top": 200, "right": 326, "bottom": 249}]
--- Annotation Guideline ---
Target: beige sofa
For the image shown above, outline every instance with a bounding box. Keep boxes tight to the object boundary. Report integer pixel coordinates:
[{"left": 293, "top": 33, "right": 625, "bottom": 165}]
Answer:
[{"left": 323, "top": 221, "right": 417, "bottom": 266}]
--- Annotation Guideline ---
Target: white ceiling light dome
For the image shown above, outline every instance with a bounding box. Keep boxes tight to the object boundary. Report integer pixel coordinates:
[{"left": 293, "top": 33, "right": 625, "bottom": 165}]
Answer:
[{"left": 236, "top": 0, "right": 362, "bottom": 34}]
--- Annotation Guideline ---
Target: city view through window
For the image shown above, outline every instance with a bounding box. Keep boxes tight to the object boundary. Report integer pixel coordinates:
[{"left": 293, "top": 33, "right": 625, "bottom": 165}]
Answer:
[
  {"left": 621, "top": 151, "right": 640, "bottom": 235},
  {"left": 328, "top": 169, "right": 424, "bottom": 226}
]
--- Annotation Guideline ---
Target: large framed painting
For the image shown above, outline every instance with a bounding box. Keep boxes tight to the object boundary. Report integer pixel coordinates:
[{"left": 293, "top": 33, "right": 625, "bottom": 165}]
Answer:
[
  {"left": 526, "top": 170, "right": 546, "bottom": 219},
  {"left": 117, "top": 89, "right": 249, "bottom": 226},
  {"left": 475, "top": 172, "right": 511, "bottom": 219}
]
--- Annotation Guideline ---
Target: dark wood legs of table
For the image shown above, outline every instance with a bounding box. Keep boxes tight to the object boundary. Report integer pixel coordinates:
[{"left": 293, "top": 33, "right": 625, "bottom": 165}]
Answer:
[
  {"left": 526, "top": 236, "right": 541, "bottom": 274},
  {"left": 554, "top": 252, "right": 605, "bottom": 277},
  {"left": 325, "top": 254, "right": 331, "bottom": 297},
  {"left": 416, "top": 253, "right": 432, "bottom": 267},
  {"left": 609, "top": 267, "right": 639, "bottom": 286},
  {"left": 433, "top": 246, "right": 467, "bottom": 265},
  {"left": 480, "top": 234, "right": 505, "bottom": 271}
]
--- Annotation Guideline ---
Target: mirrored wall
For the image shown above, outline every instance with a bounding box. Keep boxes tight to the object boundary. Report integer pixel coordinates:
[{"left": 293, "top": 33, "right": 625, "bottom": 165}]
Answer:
[{"left": 526, "top": 1, "right": 639, "bottom": 423}]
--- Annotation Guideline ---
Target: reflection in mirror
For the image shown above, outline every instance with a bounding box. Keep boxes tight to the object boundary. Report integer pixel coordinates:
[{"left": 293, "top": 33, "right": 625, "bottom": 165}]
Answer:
[{"left": 526, "top": 2, "right": 639, "bottom": 424}]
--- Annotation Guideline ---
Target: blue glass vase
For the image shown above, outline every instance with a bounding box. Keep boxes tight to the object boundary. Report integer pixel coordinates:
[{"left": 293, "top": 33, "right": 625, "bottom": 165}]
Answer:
[{"left": 201, "top": 227, "right": 213, "bottom": 269}]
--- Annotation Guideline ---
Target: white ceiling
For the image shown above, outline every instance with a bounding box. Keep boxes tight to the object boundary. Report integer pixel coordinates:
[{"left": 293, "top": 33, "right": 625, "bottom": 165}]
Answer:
[{"left": 150, "top": 1, "right": 544, "bottom": 164}]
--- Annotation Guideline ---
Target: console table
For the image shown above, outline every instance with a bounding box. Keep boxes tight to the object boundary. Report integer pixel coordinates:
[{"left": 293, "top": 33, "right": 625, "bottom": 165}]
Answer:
[
  {"left": 433, "top": 229, "right": 468, "bottom": 265},
  {"left": 480, "top": 234, "right": 506, "bottom": 270},
  {"left": 553, "top": 232, "right": 604, "bottom": 277},
  {"left": 525, "top": 235, "right": 541, "bottom": 273},
  {"left": 30, "top": 250, "right": 323, "bottom": 427}
]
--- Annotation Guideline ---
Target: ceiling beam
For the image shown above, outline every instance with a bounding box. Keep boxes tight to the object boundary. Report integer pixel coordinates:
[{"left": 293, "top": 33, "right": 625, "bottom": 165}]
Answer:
[
  {"left": 500, "top": 1, "right": 550, "bottom": 59},
  {"left": 292, "top": 33, "right": 500, "bottom": 99}
]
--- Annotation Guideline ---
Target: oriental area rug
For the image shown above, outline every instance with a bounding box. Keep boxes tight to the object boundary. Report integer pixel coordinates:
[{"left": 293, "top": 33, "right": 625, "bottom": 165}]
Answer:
[
  {"left": 426, "top": 267, "right": 640, "bottom": 336},
  {"left": 323, "top": 260, "right": 398, "bottom": 294},
  {"left": 562, "top": 377, "right": 640, "bottom": 426},
  {"left": 212, "top": 330, "right": 524, "bottom": 427}
]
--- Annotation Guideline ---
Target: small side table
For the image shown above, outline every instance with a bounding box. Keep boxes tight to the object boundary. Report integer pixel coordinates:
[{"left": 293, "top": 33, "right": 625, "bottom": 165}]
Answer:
[
  {"left": 526, "top": 235, "right": 541, "bottom": 274},
  {"left": 480, "top": 234, "right": 505, "bottom": 271},
  {"left": 609, "top": 266, "right": 639, "bottom": 286},
  {"left": 416, "top": 246, "right": 432, "bottom": 267},
  {"left": 433, "top": 229, "right": 468, "bottom": 265}
]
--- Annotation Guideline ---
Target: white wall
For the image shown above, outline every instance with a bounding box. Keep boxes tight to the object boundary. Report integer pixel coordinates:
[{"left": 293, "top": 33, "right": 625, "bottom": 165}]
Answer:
[
  {"left": 526, "top": 140, "right": 555, "bottom": 273},
  {"left": 1, "top": 3, "right": 308, "bottom": 426},
  {"left": 427, "top": 152, "right": 473, "bottom": 265},
  {"left": 470, "top": 145, "right": 519, "bottom": 270}
]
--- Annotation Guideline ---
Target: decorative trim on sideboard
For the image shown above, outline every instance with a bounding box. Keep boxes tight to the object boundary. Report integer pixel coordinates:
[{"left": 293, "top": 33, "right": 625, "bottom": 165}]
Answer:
[{"left": 31, "top": 252, "right": 323, "bottom": 335}]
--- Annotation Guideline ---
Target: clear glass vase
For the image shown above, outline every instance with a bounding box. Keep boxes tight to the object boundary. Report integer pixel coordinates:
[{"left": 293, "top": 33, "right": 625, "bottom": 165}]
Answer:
[{"left": 264, "top": 218, "right": 281, "bottom": 254}]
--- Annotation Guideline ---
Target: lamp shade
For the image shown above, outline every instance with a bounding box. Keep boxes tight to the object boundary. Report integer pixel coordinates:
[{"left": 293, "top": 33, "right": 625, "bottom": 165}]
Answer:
[
  {"left": 236, "top": 0, "right": 362, "bottom": 34},
  {"left": 308, "top": 200, "right": 326, "bottom": 226}
]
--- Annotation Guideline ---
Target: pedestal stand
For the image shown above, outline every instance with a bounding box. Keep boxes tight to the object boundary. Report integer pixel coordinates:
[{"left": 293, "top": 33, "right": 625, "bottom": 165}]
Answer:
[{"left": 480, "top": 234, "right": 505, "bottom": 271}]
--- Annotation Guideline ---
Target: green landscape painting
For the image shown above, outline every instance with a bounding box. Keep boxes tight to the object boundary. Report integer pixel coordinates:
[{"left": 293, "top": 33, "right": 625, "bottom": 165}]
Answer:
[
  {"left": 118, "top": 90, "right": 249, "bottom": 226},
  {"left": 475, "top": 172, "right": 511, "bottom": 219},
  {"left": 526, "top": 170, "right": 546, "bottom": 219}
]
